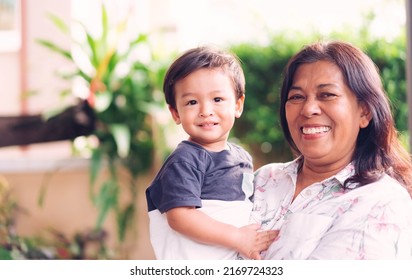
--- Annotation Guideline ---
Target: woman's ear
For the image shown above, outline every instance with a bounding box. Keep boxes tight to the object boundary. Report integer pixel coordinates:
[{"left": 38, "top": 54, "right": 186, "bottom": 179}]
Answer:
[
  {"left": 235, "top": 95, "right": 245, "bottom": 118},
  {"left": 168, "top": 105, "right": 181, "bottom": 124},
  {"left": 359, "top": 102, "right": 372, "bottom": 128}
]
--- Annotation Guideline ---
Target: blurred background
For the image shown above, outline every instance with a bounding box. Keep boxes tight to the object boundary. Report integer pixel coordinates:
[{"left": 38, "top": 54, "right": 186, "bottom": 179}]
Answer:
[{"left": 0, "top": 0, "right": 409, "bottom": 259}]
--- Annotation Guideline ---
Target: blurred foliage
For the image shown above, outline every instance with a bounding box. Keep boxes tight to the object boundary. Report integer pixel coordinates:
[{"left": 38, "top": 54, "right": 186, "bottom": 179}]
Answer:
[
  {"left": 1, "top": 172, "right": 118, "bottom": 260},
  {"left": 1, "top": 177, "right": 110, "bottom": 259},
  {"left": 230, "top": 15, "right": 409, "bottom": 167},
  {"left": 37, "top": 3, "right": 166, "bottom": 247}
]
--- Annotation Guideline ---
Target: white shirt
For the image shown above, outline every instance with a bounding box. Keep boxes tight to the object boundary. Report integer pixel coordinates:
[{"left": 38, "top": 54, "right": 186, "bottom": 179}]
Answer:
[
  {"left": 149, "top": 199, "right": 252, "bottom": 259},
  {"left": 249, "top": 159, "right": 412, "bottom": 259}
]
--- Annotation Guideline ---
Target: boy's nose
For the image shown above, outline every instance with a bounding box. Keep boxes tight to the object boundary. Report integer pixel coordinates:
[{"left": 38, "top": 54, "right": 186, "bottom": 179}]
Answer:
[
  {"left": 199, "top": 111, "right": 213, "bottom": 117},
  {"left": 199, "top": 104, "right": 214, "bottom": 117}
]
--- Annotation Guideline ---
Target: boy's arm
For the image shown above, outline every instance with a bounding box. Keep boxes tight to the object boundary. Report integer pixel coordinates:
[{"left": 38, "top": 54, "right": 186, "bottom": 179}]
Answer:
[{"left": 166, "top": 206, "right": 277, "bottom": 259}]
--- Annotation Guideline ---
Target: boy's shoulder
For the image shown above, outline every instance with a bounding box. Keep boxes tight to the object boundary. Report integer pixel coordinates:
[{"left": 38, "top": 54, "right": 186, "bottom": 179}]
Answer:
[
  {"left": 227, "top": 141, "right": 253, "bottom": 162},
  {"left": 227, "top": 141, "right": 248, "bottom": 152},
  {"left": 166, "top": 140, "right": 211, "bottom": 164}
]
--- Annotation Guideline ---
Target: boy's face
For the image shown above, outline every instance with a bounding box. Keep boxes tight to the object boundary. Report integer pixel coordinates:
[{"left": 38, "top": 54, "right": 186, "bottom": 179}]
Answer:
[{"left": 169, "top": 68, "right": 244, "bottom": 152}]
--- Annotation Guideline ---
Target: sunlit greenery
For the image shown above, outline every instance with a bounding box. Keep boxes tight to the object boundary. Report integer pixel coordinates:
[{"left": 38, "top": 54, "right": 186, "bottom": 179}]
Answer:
[{"left": 37, "top": 4, "right": 166, "bottom": 246}]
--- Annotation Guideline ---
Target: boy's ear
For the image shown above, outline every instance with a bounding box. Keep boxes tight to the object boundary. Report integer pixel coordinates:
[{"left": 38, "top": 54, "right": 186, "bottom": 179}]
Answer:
[
  {"left": 235, "top": 95, "right": 245, "bottom": 118},
  {"left": 168, "top": 105, "right": 181, "bottom": 124}
]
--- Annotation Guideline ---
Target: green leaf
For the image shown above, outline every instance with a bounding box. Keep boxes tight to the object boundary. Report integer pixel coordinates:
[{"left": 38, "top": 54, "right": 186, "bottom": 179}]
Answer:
[
  {"left": 86, "top": 33, "right": 99, "bottom": 67},
  {"left": 95, "top": 180, "right": 118, "bottom": 230},
  {"left": 129, "top": 33, "right": 148, "bottom": 47},
  {"left": 0, "top": 248, "right": 13, "bottom": 260},
  {"left": 37, "top": 168, "right": 60, "bottom": 207},
  {"left": 109, "top": 124, "right": 131, "bottom": 158},
  {"left": 101, "top": 4, "right": 109, "bottom": 45},
  {"left": 36, "top": 39, "right": 72, "bottom": 60},
  {"left": 89, "top": 148, "right": 103, "bottom": 197},
  {"left": 95, "top": 4, "right": 115, "bottom": 65},
  {"left": 75, "top": 21, "right": 100, "bottom": 68},
  {"left": 46, "top": 13, "right": 70, "bottom": 35},
  {"left": 117, "top": 204, "right": 135, "bottom": 241}
]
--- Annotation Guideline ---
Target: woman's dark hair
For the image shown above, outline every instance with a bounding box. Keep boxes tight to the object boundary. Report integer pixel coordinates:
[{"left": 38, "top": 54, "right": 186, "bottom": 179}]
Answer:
[
  {"left": 279, "top": 40, "right": 412, "bottom": 194},
  {"left": 163, "top": 45, "right": 245, "bottom": 109}
]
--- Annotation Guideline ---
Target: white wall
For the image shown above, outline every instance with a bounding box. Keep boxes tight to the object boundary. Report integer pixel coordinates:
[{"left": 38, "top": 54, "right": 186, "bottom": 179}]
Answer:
[
  {"left": 0, "top": 52, "right": 20, "bottom": 115},
  {"left": 0, "top": 0, "right": 72, "bottom": 116},
  {"left": 24, "top": 0, "right": 72, "bottom": 113}
]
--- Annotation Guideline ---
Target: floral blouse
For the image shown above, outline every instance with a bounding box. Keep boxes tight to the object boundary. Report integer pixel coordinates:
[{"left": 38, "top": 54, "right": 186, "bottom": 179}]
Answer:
[{"left": 249, "top": 159, "right": 412, "bottom": 259}]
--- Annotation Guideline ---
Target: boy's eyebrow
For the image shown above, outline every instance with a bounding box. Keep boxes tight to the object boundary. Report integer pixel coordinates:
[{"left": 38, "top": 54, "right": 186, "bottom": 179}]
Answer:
[
  {"left": 179, "top": 92, "right": 195, "bottom": 98},
  {"left": 179, "top": 90, "right": 225, "bottom": 97}
]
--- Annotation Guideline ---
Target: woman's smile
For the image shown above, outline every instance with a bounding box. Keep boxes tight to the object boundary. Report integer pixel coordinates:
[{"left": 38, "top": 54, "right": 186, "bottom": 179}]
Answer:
[{"left": 301, "top": 125, "right": 331, "bottom": 135}]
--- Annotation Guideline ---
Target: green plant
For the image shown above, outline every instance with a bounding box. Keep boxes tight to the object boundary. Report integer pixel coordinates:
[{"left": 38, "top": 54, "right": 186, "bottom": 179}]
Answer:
[
  {"left": 1, "top": 176, "right": 110, "bottom": 260},
  {"left": 37, "top": 4, "right": 166, "bottom": 247}
]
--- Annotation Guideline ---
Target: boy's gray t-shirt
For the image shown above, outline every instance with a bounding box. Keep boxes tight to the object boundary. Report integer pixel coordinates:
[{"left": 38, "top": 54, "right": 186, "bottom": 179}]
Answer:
[{"left": 146, "top": 140, "right": 253, "bottom": 213}]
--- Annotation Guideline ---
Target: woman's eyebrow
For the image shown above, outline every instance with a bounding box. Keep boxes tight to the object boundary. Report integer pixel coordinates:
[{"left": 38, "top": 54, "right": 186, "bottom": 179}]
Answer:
[
  {"left": 289, "top": 83, "right": 338, "bottom": 91},
  {"left": 289, "top": 85, "right": 302, "bottom": 91},
  {"left": 318, "top": 83, "right": 338, "bottom": 89}
]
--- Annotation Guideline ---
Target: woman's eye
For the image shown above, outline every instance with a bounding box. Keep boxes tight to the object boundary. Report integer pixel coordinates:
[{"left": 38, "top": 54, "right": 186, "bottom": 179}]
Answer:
[
  {"left": 320, "top": 92, "right": 337, "bottom": 99},
  {"left": 214, "top": 97, "right": 223, "bottom": 102},
  {"left": 287, "top": 94, "right": 305, "bottom": 103}
]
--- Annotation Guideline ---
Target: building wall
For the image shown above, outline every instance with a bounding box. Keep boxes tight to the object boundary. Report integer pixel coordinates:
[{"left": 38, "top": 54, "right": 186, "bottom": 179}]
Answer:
[
  {"left": 0, "top": 0, "right": 158, "bottom": 260},
  {"left": 2, "top": 152, "right": 156, "bottom": 259}
]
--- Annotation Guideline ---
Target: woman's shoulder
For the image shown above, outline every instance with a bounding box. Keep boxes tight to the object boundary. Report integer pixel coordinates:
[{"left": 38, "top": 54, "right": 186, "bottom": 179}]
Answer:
[
  {"left": 350, "top": 175, "right": 412, "bottom": 226},
  {"left": 350, "top": 174, "right": 412, "bottom": 208},
  {"left": 255, "top": 160, "right": 298, "bottom": 176},
  {"left": 370, "top": 174, "right": 412, "bottom": 199}
]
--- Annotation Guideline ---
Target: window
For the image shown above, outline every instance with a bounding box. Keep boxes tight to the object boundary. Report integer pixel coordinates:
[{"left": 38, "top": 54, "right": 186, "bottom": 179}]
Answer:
[{"left": 0, "top": 0, "right": 20, "bottom": 52}]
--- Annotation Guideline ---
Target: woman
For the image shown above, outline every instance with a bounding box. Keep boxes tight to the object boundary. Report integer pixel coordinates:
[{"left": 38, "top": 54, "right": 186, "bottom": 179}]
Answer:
[{"left": 250, "top": 41, "right": 412, "bottom": 259}]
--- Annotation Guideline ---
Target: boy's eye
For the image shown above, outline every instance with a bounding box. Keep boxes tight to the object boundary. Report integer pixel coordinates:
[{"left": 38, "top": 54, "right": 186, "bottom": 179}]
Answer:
[
  {"left": 214, "top": 97, "right": 223, "bottom": 102},
  {"left": 186, "top": 100, "right": 197, "bottom": 105}
]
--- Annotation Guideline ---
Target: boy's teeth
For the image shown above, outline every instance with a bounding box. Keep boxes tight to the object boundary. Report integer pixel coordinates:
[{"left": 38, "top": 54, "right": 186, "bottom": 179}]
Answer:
[{"left": 201, "top": 123, "right": 215, "bottom": 127}]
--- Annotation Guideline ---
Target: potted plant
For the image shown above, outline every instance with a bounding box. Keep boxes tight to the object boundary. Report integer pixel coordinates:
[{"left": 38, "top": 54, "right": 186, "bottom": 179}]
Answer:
[{"left": 36, "top": 3, "right": 166, "bottom": 251}]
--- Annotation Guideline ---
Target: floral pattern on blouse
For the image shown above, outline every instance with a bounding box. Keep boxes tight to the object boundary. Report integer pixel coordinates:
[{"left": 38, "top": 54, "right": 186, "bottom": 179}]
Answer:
[{"left": 249, "top": 159, "right": 412, "bottom": 259}]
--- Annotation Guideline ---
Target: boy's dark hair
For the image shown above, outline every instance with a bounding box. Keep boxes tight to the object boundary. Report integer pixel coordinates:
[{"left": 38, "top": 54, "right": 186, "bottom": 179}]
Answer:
[{"left": 163, "top": 45, "right": 245, "bottom": 109}]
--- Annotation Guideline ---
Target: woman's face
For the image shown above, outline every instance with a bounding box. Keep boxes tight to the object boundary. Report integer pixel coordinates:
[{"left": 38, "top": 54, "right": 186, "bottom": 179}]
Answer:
[{"left": 285, "top": 60, "right": 371, "bottom": 169}]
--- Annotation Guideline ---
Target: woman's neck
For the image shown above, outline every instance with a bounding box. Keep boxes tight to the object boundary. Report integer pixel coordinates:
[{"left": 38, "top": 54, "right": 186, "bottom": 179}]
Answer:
[{"left": 293, "top": 158, "right": 350, "bottom": 201}]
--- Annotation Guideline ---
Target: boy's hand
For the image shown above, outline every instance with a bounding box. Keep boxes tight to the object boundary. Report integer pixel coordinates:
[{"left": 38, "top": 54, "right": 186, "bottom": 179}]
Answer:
[{"left": 234, "top": 224, "right": 279, "bottom": 260}]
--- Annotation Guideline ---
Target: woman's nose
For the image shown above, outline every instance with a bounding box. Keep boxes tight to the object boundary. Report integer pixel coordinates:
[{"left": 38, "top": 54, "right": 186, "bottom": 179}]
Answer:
[{"left": 300, "top": 97, "right": 321, "bottom": 117}]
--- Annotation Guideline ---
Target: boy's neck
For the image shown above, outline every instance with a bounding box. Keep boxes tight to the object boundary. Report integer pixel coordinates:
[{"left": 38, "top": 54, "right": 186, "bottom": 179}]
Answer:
[{"left": 187, "top": 138, "right": 229, "bottom": 152}]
